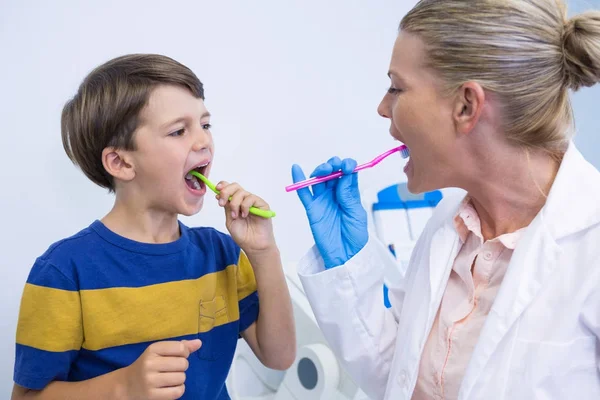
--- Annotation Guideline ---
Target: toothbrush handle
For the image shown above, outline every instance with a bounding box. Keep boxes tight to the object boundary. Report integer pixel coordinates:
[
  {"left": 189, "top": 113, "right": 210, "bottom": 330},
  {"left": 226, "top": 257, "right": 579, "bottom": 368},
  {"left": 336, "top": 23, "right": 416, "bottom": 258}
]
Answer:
[
  {"left": 249, "top": 206, "right": 276, "bottom": 218},
  {"left": 285, "top": 163, "right": 369, "bottom": 192}
]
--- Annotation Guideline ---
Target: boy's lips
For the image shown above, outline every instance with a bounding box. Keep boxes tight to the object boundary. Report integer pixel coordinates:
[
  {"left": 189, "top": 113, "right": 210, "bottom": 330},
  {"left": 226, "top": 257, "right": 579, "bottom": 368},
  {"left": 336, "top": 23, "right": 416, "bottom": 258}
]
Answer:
[{"left": 185, "top": 159, "right": 211, "bottom": 176}]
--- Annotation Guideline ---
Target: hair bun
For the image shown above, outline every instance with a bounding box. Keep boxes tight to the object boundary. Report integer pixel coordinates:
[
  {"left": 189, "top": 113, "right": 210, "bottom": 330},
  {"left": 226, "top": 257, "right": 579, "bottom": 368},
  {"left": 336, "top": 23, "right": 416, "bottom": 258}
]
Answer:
[{"left": 562, "top": 12, "right": 600, "bottom": 91}]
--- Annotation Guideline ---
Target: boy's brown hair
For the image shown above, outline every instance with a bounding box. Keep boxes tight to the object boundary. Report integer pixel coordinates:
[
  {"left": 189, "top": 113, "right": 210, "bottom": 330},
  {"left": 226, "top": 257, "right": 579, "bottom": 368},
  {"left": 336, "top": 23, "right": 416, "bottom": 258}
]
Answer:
[{"left": 61, "top": 54, "right": 204, "bottom": 191}]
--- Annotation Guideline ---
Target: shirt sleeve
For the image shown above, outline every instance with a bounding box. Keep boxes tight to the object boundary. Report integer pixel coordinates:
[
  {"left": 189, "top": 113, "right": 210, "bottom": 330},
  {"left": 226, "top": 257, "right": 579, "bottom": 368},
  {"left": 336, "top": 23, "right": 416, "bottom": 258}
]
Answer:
[
  {"left": 235, "top": 250, "right": 259, "bottom": 334},
  {"left": 14, "top": 258, "right": 83, "bottom": 390}
]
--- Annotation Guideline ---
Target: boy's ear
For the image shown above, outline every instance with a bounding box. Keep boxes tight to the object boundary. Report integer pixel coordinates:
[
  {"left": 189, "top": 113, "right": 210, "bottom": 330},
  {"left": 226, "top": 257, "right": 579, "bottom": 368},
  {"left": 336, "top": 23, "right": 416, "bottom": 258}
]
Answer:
[
  {"left": 452, "top": 81, "right": 485, "bottom": 136},
  {"left": 101, "top": 147, "right": 135, "bottom": 183}
]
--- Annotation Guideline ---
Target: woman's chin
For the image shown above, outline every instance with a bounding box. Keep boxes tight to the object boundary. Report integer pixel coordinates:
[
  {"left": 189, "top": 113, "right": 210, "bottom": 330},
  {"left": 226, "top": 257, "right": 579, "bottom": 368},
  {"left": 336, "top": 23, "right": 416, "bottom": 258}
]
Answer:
[{"left": 406, "top": 178, "right": 423, "bottom": 194}]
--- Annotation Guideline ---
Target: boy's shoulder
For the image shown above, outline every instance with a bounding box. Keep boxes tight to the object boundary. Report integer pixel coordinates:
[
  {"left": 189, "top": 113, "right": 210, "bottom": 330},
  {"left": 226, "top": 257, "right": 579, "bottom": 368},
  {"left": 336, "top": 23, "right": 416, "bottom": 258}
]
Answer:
[
  {"left": 28, "top": 222, "right": 243, "bottom": 288},
  {"left": 41, "top": 223, "right": 99, "bottom": 261},
  {"left": 28, "top": 222, "right": 101, "bottom": 288}
]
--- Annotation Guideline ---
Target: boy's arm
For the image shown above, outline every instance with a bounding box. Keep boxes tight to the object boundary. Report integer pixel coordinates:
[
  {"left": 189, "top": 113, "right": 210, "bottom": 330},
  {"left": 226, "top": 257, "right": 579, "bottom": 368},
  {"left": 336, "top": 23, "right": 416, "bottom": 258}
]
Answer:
[
  {"left": 11, "top": 369, "right": 127, "bottom": 400},
  {"left": 214, "top": 182, "right": 296, "bottom": 370},
  {"left": 12, "top": 339, "right": 201, "bottom": 400},
  {"left": 240, "top": 247, "right": 296, "bottom": 371}
]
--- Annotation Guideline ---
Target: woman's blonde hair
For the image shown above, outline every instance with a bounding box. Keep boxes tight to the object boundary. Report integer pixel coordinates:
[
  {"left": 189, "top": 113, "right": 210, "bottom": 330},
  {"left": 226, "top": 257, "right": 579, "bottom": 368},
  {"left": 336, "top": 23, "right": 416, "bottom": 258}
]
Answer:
[{"left": 401, "top": 0, "right": 600, "bottom": 155}]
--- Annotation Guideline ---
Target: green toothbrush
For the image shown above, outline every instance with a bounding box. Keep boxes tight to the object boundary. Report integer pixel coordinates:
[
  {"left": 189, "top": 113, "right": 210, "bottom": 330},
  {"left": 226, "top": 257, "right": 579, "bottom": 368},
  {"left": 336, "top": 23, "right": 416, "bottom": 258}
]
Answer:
[{"left": 190, "top": 170, "right": 276, "bottom": 219}]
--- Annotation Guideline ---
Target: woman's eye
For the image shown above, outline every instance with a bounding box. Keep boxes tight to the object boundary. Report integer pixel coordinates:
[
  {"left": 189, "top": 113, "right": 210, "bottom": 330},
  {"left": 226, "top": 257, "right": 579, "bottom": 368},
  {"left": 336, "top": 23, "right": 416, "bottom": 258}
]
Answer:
[
  {"left": 387, "top": 87, "right": 402, "bottom": 95},
  {"left": 169, "top": 129, "right": 185, "bottom": 137},
  {"left": 202, "top": 123, "right": 212, "bottom": 130}
]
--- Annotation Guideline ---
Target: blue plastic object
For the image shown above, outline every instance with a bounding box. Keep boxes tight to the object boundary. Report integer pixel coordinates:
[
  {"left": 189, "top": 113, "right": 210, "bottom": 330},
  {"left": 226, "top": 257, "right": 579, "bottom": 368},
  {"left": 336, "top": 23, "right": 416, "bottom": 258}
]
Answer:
[
  {"left": 377, "top": 183, "right": 443, "bottom": 308},
  {"left": 373, "top": 183, "right": 443, "bottom": 211}
]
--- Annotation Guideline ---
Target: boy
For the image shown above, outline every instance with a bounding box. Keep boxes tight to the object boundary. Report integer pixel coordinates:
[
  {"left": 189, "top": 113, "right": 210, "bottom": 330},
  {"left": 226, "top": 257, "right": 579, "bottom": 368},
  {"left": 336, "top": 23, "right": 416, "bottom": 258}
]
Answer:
[{"left": 12, "top": 54, "right": 296, "bottom": 400}]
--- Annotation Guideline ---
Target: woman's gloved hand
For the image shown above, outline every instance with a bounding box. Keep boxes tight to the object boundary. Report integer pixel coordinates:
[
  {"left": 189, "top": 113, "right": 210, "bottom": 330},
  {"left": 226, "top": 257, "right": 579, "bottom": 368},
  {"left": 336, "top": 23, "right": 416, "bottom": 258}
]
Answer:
[{"left": 291, "top": 156, "right": 368, "bottom": 269}]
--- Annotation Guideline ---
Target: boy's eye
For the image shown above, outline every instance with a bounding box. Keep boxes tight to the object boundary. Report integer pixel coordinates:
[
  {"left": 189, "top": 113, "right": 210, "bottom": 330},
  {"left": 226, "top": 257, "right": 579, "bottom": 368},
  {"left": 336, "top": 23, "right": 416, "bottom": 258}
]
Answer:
[
  {"left": 387, "top": 87, "right": 402, "bottom": 95},
  {"left": 169, "top": 128, "right": 185, "bottom": 137},
  {"left": 202, "top": 123, "right": 212, "bottom": 130}
]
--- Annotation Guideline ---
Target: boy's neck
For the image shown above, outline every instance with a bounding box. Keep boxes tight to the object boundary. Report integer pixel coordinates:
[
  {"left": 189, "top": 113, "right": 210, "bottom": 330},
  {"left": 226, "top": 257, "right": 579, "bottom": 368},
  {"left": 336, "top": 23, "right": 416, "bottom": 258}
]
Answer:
[{"left": 101, "top": 197, "right": 181, "bottom": 244}]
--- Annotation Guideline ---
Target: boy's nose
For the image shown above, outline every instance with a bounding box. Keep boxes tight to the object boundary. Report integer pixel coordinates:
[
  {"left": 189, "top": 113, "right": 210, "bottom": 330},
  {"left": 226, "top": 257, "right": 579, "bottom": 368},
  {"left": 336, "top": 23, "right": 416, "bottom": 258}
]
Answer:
[{"left": 191, "top": 130, "right": 211, "bottom": 152}]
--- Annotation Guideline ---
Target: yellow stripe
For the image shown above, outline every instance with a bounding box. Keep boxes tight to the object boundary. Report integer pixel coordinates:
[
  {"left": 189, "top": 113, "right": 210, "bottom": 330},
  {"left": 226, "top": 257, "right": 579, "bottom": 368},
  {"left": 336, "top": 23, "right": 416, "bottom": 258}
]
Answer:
[
  {"left": 80, "top": 265, "right": 245, "bottom": 350},
  {"left": 17, "top": 284, "right": 83, "bottom": 352},
  {"left": 17, "top": 261, "right": 258, "bottom": 352},
  {"left": 237, "top": 251, "right": 257, "bottom": 300}
]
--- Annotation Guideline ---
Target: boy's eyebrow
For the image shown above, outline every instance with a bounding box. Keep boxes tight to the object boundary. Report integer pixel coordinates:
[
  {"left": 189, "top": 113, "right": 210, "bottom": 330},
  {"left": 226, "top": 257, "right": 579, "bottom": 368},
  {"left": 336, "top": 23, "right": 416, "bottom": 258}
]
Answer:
[{"left": 160, "top": 112, "right": 212, "bottom": 129}]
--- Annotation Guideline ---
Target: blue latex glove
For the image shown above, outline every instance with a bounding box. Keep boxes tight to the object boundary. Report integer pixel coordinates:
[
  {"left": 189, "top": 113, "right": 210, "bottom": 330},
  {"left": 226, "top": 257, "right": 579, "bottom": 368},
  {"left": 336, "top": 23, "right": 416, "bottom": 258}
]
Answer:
[{"left": 291, "top": 156, "right": 368, "bottom": 269}]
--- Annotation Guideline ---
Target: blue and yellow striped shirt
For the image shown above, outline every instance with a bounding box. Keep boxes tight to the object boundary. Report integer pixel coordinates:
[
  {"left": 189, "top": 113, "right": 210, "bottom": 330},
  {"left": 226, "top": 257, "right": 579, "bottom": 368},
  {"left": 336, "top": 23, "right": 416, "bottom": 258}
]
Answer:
[{"left": 14, "top": 220, "right": 259, "bottom": 399}]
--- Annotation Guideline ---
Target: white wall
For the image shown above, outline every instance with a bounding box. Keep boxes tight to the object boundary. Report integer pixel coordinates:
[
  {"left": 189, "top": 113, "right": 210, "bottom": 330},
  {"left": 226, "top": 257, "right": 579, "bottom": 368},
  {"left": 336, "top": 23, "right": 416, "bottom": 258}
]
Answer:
[
  {"left": 0, "top": 0, "right": 415, "bottom": 395},
  {"left": 1, "top": 0, "right": 598, "bottom": 396}
]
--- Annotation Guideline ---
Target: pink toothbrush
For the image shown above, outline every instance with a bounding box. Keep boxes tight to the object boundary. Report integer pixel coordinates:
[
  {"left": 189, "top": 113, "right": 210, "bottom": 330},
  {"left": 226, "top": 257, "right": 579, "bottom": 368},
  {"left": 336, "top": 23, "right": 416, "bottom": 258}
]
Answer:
[{"left": 286, "top": 144, "right": 410, "bottom": 192}]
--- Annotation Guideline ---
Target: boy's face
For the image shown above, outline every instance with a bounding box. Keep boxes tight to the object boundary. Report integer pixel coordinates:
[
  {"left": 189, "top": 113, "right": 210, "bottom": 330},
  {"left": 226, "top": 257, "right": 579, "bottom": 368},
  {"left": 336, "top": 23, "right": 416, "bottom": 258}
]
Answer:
[{"left": 127, "top": 84, "right": 214, "bottom": 216}]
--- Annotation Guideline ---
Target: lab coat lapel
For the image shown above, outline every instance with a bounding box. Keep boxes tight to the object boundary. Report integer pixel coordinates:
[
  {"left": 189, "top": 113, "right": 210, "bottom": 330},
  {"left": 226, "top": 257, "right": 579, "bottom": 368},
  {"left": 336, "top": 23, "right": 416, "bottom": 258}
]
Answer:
[
  {"left": 459, "top": 216, "right": 562, "bottom": 398},
  {"left": 427, "top": 221, "right": 461, "bottom": 330},
  {"left": 460, "top": 141, "right": 600, "bottom": 398}
]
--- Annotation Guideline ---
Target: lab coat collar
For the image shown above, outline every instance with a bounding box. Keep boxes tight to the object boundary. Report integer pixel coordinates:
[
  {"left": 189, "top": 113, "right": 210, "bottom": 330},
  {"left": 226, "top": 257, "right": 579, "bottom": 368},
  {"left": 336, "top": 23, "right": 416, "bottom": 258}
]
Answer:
[
  {"left": 459, "top": 141, "right": 600, "bottom": 398},
  {"left": 541, "top": 141, "right": 600, "bottom": 240}
]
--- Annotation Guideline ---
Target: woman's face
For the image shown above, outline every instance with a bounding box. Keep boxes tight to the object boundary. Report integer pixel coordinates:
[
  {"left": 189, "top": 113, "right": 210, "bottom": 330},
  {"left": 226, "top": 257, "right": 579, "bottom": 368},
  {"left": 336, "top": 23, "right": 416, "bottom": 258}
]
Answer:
[{"left": 378, "top": 31, "right": 462, "bottom": 194}]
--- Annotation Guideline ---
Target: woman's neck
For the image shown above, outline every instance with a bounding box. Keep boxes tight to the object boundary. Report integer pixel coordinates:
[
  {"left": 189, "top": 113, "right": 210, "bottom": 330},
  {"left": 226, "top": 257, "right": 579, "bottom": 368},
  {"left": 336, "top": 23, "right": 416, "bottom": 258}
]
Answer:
[{"left": 459, "top": 143, "right": 561, "bottom": 241}]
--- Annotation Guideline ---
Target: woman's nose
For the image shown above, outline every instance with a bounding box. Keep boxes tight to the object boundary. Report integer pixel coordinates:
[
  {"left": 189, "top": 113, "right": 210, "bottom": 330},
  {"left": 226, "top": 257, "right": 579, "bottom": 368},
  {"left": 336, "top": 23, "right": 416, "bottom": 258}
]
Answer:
[{"left": 377, "top": 95, "right": 391, "bottom": 119}]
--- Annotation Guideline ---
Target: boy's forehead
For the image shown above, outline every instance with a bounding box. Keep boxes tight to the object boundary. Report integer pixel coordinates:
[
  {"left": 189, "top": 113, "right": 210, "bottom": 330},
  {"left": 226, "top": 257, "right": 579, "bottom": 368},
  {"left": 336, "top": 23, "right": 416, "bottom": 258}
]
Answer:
[{"left": 141, "top": 84, "right": 208, "bottom": 127}]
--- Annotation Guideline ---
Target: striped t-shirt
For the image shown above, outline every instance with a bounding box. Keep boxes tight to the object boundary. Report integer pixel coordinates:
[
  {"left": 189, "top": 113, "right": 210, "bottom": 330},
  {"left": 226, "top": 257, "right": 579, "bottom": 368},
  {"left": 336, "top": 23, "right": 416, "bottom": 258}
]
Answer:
[{"left": 14, "top": 220, "right": 259, "bottom": 400}]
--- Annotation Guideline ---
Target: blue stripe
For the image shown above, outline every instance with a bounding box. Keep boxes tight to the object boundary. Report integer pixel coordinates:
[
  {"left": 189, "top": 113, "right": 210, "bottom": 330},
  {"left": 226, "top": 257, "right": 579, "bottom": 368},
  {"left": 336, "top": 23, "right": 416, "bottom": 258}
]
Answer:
[
  {"left": 31, "top": 223, "right": 242, "bottom": 290},
  {"left": 238, "top": 292, "right": 260, "bottom": 334},
  {"left": 14, "top": 344, "right": 78, "bottom": 390}
]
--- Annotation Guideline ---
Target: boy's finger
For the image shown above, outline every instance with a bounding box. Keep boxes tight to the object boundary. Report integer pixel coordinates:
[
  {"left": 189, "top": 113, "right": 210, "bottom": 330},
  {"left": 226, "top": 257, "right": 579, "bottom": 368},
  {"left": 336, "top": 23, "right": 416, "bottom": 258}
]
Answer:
[
  {"left": 240, "top": 194, "right": 266, "bottom": 218},
  {"left": 215, "top": 181, "right": 229, "bottom": 191},
  {"left": 150, "top": 341, "right": 195, "bottom": 357},
  {"left": 155, "top": 372, "right": 187, "bottom": 388},
  {"left": 227, "top": 189, "right": 249, "bottom": 218},
  {"left": 156, "top": 356, "right": 190, "bottom": 372},
  {"left": 153, "top": 385, "right": 186, "bottom": 399},
  {"left": 217, "top": 182, "right": 242, "bottom": 206},
  {"left": 181, "top": 339, "right": 202, "bottom": 355}
]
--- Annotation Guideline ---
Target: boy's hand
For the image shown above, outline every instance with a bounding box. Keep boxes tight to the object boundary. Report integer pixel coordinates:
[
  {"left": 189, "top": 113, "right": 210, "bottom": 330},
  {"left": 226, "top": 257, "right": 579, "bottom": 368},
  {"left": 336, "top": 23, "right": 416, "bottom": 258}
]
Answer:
[
  {"left": 215, "top": 181, "right": 276, "bottom": 254},
  {"left": 121, "top": 339, "right": 201, "bottom": 400}
]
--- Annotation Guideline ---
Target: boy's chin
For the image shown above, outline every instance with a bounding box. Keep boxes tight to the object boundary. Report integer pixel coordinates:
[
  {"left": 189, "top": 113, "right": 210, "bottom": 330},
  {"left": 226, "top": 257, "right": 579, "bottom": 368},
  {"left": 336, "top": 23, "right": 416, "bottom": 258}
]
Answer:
[{"left": 179, "top": 200, "right": 204, "bottom": 217}]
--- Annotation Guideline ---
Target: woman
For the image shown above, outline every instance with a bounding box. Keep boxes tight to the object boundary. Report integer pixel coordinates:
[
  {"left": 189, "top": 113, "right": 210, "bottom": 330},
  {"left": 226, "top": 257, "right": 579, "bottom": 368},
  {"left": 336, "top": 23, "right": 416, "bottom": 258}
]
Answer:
[{"left": 291, "top": 1, "right": 600, "bottom": 399}]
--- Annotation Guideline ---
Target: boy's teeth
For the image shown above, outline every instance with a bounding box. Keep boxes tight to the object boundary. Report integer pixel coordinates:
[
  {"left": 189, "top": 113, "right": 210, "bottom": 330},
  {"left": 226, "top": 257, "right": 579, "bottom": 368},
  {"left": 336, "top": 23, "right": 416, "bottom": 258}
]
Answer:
[
  {"left": 185, "top": 173, "right": 193, "bottom": 180},
  {"left": 193, "top": 179, "right": 201, "bottom": 190}
]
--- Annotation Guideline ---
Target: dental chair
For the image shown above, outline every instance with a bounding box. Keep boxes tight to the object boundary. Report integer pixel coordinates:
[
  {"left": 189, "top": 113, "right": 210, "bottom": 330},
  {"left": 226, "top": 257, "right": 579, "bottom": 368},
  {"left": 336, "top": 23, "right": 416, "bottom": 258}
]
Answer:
[
  {"left": 226, "top": 259, "right": 370, "bottom": 400},
  {"left": 365, "top": 182, "right": 442, "bottom": 307},
  {"left": 225, "top": 183, "right": 442, "bottom": 399}
]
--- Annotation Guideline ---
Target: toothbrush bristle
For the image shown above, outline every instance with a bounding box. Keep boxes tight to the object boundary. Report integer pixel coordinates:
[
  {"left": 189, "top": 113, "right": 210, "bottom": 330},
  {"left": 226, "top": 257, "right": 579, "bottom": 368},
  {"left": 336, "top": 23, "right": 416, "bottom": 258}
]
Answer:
[{"left": 400, "top": 146, "right": 410, "bottom": 159}]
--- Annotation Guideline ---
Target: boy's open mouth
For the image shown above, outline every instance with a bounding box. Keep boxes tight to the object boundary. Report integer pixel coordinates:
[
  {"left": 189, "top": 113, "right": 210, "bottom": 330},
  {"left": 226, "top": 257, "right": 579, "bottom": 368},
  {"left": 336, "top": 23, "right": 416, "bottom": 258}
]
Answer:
[{"left": 185, "top": 162, "right": 210, "bottom": 191}]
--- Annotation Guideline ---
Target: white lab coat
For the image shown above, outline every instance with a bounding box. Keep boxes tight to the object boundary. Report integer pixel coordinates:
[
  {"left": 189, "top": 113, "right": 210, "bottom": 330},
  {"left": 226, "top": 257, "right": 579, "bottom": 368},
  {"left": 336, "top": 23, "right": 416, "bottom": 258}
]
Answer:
[{"left": 297, "top": 143, "right": 600, "bottom": 400}]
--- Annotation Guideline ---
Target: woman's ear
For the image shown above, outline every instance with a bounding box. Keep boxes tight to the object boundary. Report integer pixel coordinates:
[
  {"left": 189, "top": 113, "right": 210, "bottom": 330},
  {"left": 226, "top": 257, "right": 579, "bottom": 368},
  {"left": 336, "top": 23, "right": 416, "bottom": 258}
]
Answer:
[
  {"left": 452, "top": 81, "right": 486, "bottom": 136},
  {"left": 101, "top": 147, "right": 135, "bottom": 183}
]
